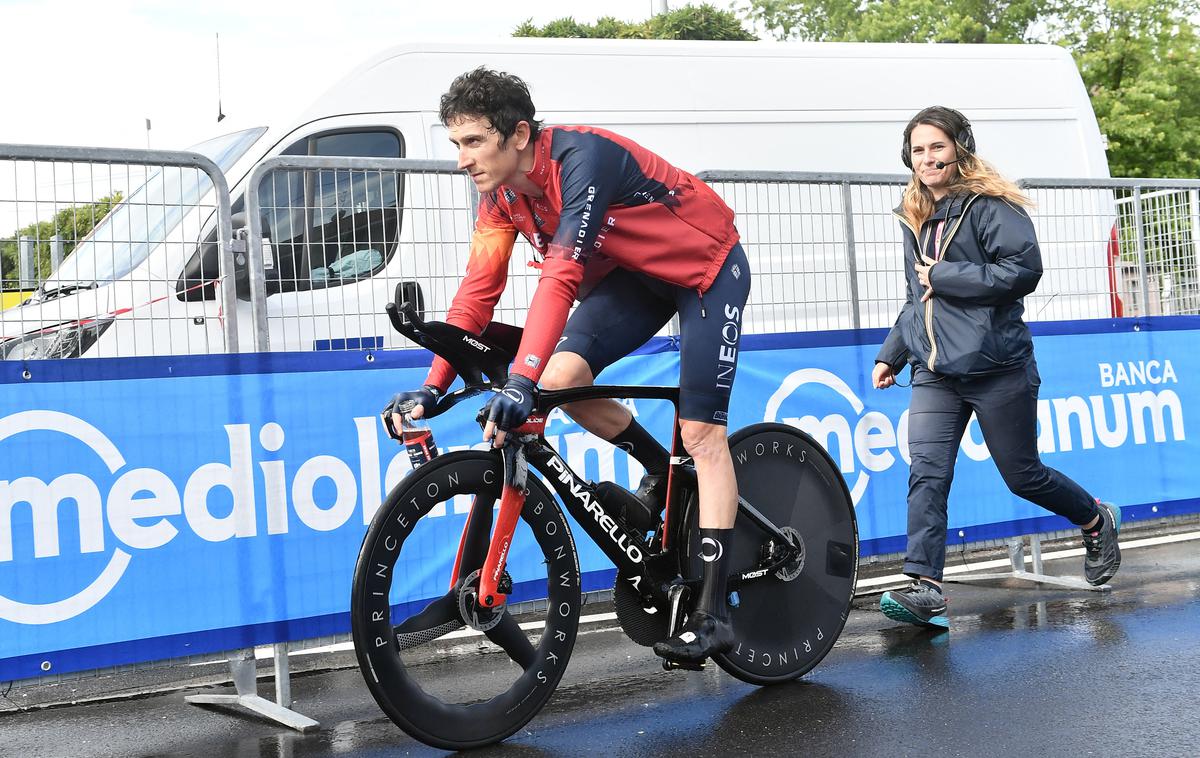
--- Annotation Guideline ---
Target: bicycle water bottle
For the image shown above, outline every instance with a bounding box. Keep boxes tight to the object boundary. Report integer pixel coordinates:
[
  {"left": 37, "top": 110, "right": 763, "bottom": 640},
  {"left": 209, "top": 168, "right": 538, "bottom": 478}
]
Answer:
[{"left": 402, "top": 414, "right": 439, "bottom": 468}]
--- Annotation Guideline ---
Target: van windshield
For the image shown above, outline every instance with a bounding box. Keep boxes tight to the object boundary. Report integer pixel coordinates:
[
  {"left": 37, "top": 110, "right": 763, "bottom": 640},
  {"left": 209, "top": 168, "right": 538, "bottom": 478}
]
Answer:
[{"left": 46, "top": 127, "right": 266, "bottom": 288}]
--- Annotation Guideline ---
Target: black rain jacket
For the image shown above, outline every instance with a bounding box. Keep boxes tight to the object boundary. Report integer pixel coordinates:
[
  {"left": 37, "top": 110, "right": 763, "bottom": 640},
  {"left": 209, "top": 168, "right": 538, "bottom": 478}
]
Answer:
[{"left": 877, "top": 193, "right": 1042, "bottom": 378}]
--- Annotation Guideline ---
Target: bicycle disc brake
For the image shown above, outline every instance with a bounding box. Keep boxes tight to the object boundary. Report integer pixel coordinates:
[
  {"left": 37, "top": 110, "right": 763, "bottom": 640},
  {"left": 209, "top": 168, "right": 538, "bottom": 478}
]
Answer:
[
  {"left": 457, "top": 569, "right": 505, "bottom": 632},
  {"left": 774, "top": 526, "right": 806, "bottom": 582},
  {"left": 613, "top": 570, "right": 668, "bottom": 646}
]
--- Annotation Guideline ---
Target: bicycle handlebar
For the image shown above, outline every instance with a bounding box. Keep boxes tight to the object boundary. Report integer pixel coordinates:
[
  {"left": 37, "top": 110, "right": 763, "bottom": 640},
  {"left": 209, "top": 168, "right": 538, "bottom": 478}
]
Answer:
[
  {"left": 384, "top": 299, "right": 682, "bottom": 426},
  {"left": 386, "top": 301, "right": 518, "bottom": 389},
  {"left": 384, "top": 299, "right": 518, "bottom": 424}
]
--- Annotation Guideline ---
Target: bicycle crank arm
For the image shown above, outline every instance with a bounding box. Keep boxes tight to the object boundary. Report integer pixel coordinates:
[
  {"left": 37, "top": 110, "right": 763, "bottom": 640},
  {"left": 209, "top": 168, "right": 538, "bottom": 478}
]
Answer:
[
  {"left": 736, "top": 495, "right": 793, "bottom": 543},
  {"left": 664, "top": 583, "right": 690, "bottom": 639},
  {"left": 728, "top": 546, "right": 798, "bottom": 590},
  {"left": 659, "top": 583, "right": 705, "bottom": 671}
]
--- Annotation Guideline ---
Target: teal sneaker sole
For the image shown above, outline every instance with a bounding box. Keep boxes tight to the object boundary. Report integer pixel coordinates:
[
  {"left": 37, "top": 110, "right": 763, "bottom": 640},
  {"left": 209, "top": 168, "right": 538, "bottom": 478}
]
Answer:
[{"left": 880, "top": 593, "right": 949, "bottom": 629}]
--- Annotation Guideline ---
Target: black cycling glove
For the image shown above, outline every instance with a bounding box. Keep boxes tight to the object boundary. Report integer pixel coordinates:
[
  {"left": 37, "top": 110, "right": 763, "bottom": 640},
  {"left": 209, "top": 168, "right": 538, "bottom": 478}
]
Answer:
[
  {"left": 483, "top": 374, "right": 537, "bottom": 431},
  {"left": 383, "top": 385, "right": 442, "bottom": 420}
]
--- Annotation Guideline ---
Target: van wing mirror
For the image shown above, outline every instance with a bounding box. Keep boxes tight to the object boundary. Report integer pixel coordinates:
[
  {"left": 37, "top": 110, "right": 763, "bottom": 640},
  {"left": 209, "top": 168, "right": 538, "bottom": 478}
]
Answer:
[{"left": 229, "top": 211, "right": 276, "bottom": 302}]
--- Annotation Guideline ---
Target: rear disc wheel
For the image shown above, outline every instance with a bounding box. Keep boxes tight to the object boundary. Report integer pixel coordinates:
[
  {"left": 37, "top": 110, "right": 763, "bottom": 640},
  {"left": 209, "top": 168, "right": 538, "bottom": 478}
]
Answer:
[{"left": 686, "top": 423, "right": 858, "bottom": 685}]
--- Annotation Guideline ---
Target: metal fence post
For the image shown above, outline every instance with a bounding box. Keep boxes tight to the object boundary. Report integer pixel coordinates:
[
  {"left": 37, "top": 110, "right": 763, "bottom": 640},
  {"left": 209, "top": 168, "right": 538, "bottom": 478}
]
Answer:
[
  {"left": 18, "top": 235, "right": 35, "bottom": 289},
  {"left": 840, "top": 181, "right": 861, "bottom": 330},
  {"left": 1191, "top": 189, "right": 1200, "bottom": 312},
  {"left": 185, "top": 647, "right": 317, "bottom": 732},
  {"left": 1133, "top": 186, "right": 1150, "bottom": 316},
  {"left": 273, "top": 643, "right": 292, "bottom": 708},
  {"left": 49, "top": 234, "right": 63, "bottom": 272}
]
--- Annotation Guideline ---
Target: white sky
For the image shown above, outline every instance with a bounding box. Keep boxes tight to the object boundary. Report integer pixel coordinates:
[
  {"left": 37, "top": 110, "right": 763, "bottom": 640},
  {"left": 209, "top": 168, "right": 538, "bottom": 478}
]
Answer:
[{"left": 0, "top": 0, "right": 738, "bottom": 151}]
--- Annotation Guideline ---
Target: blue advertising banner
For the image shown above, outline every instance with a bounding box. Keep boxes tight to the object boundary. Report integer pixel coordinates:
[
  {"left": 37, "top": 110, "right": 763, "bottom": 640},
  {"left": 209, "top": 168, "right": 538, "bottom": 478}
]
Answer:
[{"left": 1, "top": 318, "right": 1195, "bottom": 680}]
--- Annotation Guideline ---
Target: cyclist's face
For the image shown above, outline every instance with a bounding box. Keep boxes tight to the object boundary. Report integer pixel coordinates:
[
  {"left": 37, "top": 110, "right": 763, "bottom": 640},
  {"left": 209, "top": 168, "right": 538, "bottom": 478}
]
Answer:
[
  {"left": 449, "top": 116, "right": 531, "bottom": 194},
  {"left": 909, "top": 123, "right": 958, "bottom": 199}
]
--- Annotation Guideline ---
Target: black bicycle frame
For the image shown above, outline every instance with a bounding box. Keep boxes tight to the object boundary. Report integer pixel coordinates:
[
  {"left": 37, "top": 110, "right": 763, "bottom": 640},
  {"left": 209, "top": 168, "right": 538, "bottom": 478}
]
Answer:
[
  {"left": 526, "top": 384, "right": 686, "bottom": 580},
  {"left": 520, "top": 384, "right": 799, "bottom": 597}
]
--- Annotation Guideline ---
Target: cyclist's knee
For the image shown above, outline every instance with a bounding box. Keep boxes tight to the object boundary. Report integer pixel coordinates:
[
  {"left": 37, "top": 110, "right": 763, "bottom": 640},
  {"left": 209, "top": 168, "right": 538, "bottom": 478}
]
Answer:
[
  {"left": 679, "top": 420, "right": 729, "bottom": 461},
  {"left": 540, "top": 352, "right": 594, "bottom": 390}
]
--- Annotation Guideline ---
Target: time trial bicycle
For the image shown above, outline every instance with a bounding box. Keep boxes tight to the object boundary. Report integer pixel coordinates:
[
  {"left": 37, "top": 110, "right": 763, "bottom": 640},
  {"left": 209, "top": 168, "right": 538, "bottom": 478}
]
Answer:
[{"left": 351, "top": 296, "right": 858, "bottom": 750}]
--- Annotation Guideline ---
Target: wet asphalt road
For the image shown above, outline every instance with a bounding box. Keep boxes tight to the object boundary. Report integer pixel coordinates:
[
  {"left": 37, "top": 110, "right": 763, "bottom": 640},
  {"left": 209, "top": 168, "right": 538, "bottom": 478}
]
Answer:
[{"left": 4, "top": 536, "right": 1198, "bottom": 758}]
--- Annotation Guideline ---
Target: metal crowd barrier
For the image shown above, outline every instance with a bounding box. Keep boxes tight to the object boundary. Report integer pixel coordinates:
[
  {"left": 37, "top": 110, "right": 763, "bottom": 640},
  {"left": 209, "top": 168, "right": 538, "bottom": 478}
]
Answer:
[
  {"left": 3, "top": 152, "right": 1199, "bottom": 731},
  {"left": 1020, "top": 178, "right": 1200, "bottom": 318},
  {"left": 696, "top": 170, "right": 911, "bottom": 333},
  {"left": 697, "top": 171, "right": 1200, "bottom": 331},
  {"left": 0, "top": 144, "right": 237, "bottom": 357},
  {"left": 242, "top": 156, "right": 483, "bottom": 353},
  {"left": 5, "top": 158, "right": 1199, "bottom": 363}
]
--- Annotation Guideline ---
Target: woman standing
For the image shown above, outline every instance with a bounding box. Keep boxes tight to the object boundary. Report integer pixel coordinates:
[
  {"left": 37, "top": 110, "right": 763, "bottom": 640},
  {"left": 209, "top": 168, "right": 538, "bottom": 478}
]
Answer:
[{"left": 872, "top": 106, "right": 1121, "bottom": 629}]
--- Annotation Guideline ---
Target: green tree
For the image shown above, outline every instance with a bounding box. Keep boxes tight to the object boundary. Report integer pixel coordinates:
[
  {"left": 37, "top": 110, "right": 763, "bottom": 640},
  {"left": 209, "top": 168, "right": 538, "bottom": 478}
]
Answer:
[
  {"left": 741, "top": 0, "right": 1048, "bottom": 43},
  {"left": 1, "top": 193, "right": 122, "bottom": 287},
  {"left": 741, "top": 0, "right": 1200, "bottom": 177},
  {"left": 516, "top": 3, "right": 756, "bottom": 41},
  {"left": 1053, "top": 0, "right": 1200, "bottom": 177}
]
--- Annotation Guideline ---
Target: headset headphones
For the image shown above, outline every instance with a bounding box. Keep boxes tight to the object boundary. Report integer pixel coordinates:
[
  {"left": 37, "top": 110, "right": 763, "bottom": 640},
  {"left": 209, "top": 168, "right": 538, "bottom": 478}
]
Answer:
[{"left": 901, "top": 106, "right": 976, "bottom": 170}]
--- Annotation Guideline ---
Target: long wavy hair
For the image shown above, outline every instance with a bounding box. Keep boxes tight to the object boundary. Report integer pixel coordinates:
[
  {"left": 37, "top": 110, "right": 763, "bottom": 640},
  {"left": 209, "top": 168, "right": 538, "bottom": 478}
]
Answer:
[{"left": 900, "top": 108, "right": 1032, "bottom": 230}]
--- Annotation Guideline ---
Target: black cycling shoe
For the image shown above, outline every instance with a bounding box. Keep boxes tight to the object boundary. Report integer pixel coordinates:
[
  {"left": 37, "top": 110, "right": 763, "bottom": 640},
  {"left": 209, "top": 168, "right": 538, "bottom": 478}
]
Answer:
[
  {"left": 634, "top": 472, "right": 667, "bottom": 514},
  {"left": 653, "top": 611, "right": 734, "bottom": 663}
]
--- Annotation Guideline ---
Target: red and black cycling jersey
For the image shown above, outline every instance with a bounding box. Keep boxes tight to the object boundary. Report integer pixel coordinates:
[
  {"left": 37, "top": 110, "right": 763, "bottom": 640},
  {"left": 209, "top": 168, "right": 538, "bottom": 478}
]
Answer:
[{"left": 426, "top": 125, "right": 739, "bottom": 391}]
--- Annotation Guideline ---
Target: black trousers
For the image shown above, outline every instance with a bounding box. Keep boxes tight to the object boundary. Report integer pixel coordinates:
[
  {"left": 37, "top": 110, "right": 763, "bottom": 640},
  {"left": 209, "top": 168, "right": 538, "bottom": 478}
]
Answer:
[{"left": 903, "top": 361, "right": 1101, "bottom": 581}]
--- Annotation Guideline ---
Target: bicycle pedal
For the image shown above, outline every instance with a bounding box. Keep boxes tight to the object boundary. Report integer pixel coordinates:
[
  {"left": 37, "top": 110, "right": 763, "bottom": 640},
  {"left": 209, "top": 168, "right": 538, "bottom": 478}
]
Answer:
[{"left": 661, "top": 658, "right": 705, "bottom": 672}]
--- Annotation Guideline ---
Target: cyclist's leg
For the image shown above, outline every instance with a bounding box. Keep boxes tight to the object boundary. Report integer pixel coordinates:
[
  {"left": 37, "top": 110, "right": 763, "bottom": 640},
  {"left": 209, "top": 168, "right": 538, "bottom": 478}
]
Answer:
[
  {"left": 653, "top": 243, "right": 751, "bottom": 663},
  {"left": 673, "top": 241, "right": 751, "bottom": 523},
  {"left": 542, "top": 266, "right": 676, "bottom": 468}
]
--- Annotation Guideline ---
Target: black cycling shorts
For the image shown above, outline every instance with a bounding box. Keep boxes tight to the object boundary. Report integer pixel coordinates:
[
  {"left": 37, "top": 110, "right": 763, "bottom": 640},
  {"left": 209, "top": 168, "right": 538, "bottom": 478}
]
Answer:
[{"left": 554, "top": 243, "right": 751, "bottom": 424}]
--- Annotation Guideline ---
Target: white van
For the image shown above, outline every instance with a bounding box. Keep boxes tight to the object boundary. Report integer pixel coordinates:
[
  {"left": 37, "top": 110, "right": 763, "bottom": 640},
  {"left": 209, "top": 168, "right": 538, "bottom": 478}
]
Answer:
[{"left": 0, "top": 39, "right": 1111, "bottom": 359}]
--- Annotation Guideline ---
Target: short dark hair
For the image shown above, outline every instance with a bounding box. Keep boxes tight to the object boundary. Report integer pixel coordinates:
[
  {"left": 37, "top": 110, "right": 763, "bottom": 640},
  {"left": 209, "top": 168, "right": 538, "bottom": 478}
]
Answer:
[
  {"left": 900, "top": 106, "right": 976, "bottom": 169},
  {"left": 439, "top": 67, "right": 542, "bottom": 143}
]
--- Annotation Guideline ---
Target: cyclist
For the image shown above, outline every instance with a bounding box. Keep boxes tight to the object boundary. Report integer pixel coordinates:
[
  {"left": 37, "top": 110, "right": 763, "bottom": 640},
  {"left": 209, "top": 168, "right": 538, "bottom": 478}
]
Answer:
[{"left": 386, "top": 67, "right": 751, "bottom": 663}]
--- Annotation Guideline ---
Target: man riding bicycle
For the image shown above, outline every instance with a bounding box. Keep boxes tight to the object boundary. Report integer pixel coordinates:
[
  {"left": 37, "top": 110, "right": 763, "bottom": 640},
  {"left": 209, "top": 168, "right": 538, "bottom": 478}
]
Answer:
[{"left": 387, "top": 67, "right": 751, "bottom": 664}]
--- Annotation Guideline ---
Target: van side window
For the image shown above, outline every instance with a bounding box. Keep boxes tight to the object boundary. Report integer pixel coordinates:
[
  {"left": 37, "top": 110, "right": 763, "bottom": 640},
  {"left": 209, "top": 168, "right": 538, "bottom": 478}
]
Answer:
[
  {"left": 266, "top": 130, "right": 404, "bottom": 294},
  {"left": 176, "top": 128, "right": 404, "bottom": 301}
]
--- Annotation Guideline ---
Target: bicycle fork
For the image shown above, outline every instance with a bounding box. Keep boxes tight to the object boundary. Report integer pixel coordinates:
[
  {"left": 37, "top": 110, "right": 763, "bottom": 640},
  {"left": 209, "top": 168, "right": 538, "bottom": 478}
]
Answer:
[{"left": 475, "top": 437, "right": 532, "bottom": 609}]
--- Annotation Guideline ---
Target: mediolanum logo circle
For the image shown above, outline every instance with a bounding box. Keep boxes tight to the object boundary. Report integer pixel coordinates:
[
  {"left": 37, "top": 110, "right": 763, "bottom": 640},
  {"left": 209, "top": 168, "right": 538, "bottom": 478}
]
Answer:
[
  {"left": 0, "top": 410, "right": 132, "bottom": 624},
  {"left": 765, "top": 367, "right": 907, "bottom": 506}
]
